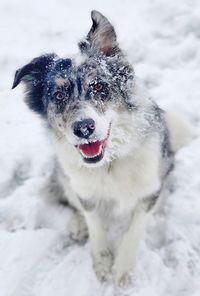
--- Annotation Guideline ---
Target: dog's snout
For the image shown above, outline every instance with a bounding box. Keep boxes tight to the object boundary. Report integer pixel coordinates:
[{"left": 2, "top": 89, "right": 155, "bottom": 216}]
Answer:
[{"left": 73, "top": 118, "right": 95, "bottom": 139}]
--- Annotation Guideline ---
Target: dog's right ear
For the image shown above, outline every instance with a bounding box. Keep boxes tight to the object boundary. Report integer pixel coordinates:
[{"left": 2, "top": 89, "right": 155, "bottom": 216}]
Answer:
[
  {"left": 12, "top": 54, "right": 57, "bottom": 89},
  {"left": 12, "top": 54, "right": 57, "bottom": 115}
]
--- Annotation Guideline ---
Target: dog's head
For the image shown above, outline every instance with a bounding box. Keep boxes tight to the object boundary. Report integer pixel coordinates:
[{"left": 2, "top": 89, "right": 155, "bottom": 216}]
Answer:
[{"left": 12, "top": 11, "right": 143, "bottom": 167}]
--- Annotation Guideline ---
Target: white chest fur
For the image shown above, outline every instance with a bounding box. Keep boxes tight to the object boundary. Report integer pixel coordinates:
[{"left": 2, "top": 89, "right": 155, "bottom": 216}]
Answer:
[{"left": 56, "top": 136, "right": 161, "bottom": 210}]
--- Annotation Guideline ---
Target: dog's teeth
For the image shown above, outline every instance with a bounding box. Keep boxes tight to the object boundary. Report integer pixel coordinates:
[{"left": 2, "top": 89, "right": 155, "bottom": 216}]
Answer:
[{"left": 80, "top": 145, "right": 102, "bottom": 159}]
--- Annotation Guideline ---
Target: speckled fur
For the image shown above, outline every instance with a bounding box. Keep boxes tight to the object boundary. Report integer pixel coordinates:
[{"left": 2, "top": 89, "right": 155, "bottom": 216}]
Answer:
[{"left": 12, "top": 10, "right": 192, "bottom": 286}]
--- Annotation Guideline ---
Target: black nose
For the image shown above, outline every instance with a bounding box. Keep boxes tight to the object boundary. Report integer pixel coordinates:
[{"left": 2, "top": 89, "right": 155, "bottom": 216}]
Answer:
[{"left": 73, "top": 118, "right": 95, "bottom": 139}]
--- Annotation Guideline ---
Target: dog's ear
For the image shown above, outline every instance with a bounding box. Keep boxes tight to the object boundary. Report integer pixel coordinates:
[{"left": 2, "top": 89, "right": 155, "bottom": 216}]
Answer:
[
  {"left": 12, "top": 54, "right": 57, "bottom": 115},
  {"left": 80, "top": 10, "right": 119, "bottom": 56},
  {"left": 12, "top": 54, "right": 56, "bottom": 89}
]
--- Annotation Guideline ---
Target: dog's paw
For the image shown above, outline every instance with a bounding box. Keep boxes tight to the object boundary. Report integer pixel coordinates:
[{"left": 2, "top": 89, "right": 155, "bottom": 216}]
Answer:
[
  {"left": 68, "top": 212, "right": 88, "bottom": 244},
  {"left": 115, "top": 272, "right": 132, "bottom": 288},
  {"left": 93, "top": 250, "right": 113, "bottom": 282},
  {"left": 112, "top": 260, "right": 133, "bottom": 288}
]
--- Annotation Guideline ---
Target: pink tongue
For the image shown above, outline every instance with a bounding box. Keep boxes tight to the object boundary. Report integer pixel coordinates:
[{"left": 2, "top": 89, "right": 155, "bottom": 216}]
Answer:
[{"left": 79, "top": 141, "right": 102, "bottom": 157}]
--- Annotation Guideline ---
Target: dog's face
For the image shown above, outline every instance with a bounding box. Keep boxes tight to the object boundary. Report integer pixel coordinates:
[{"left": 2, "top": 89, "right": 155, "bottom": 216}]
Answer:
[{"left": 13, "top": 11, "right": 138, "bottom": 167}]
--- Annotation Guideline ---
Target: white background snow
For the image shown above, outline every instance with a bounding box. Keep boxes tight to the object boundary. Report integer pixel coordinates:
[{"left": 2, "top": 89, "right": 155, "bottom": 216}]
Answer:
[{"left": 0, "top": 0, "right": 200, "bottom": 295}]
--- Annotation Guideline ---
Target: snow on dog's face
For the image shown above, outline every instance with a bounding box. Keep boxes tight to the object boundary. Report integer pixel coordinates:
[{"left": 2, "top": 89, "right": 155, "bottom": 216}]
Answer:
[{"left": 12, "top": 11, "right": 136, "bottom": 167}]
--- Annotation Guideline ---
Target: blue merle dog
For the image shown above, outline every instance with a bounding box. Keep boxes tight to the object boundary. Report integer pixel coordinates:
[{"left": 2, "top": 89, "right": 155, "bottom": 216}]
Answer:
[{"left": 12, "top": 10, "right": 193, "bottom": 286}]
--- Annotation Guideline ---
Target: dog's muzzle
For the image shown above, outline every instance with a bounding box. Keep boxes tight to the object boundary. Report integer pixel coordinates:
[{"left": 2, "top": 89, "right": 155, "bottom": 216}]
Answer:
[{"left": 74, "top": 121, "right": 112, "bottom": 164}]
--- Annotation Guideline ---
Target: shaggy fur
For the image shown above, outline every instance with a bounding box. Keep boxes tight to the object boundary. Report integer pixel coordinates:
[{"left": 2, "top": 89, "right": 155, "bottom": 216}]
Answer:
[{"left": 12, "top": 10, "right": 193, "bottom": 286}]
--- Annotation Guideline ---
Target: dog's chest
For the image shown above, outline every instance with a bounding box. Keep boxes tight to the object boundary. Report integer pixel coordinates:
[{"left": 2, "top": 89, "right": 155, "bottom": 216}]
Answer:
[
  {"left": 69, "top": 151, "right": 161, "bottom": 207},
  {"left": 56, "top": 136, "right": 162, "bottom": 208}
]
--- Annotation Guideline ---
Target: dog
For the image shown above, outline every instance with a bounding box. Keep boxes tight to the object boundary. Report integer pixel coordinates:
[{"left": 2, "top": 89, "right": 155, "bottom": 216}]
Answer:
[{"left": 12, "top": 10, "right": 193, "bottom": 286}]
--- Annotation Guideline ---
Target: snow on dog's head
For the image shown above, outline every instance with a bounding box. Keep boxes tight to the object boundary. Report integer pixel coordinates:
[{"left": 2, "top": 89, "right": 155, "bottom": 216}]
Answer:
[{"left": 12, "top": 10, "right": 141, "bottom": 167}]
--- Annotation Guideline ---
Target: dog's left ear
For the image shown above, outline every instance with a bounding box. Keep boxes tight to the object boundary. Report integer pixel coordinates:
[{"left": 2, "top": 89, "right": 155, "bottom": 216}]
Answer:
[{"left": 80, "top": 10, "right": 119, "bottom": 56}]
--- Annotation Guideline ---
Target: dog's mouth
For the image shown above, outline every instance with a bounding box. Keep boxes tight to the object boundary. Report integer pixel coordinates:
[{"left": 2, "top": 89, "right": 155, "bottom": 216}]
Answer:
[
  {"left": 78, "top": 140, "right": 105, "bottom": 163},
  {"left": 76, "top": 123, "right": 111, "bottom": 164}
]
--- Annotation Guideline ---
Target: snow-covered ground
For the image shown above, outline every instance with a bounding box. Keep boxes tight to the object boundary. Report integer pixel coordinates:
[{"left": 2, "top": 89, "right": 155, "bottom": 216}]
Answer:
[{"left": 0, "top": 0, "right": 200, "bottom": 295}]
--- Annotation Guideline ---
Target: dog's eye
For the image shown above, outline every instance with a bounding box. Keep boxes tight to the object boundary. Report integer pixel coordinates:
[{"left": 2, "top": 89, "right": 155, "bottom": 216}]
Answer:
[
  {"left": 94, "top": 83, "right": 103, "bottom": 92},
  {"left": 93, "top": 82, "right": 104, "bottom": 92},
  {"left": 54, "top": 91, "right": 65, "bottom": 101}
]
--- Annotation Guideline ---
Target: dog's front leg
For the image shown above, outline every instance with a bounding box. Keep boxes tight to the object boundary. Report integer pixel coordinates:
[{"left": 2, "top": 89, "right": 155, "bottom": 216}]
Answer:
[
  {"left": 80, "top": 199, "right": 113, "bottom": 282},
  {"left": 113, "top": 201, "right": 148, "bottom": 287}
]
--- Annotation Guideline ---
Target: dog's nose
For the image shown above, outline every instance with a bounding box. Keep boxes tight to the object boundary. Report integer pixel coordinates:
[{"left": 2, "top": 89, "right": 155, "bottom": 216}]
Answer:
[{"left": 73, "top": 118, "right": 95, "bottom": 139}]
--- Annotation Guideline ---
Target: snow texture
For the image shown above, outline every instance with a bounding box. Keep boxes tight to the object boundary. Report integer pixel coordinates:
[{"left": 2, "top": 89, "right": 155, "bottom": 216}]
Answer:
[{"left": 0, "top": 0, "right": 200, "bottom": 295}]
